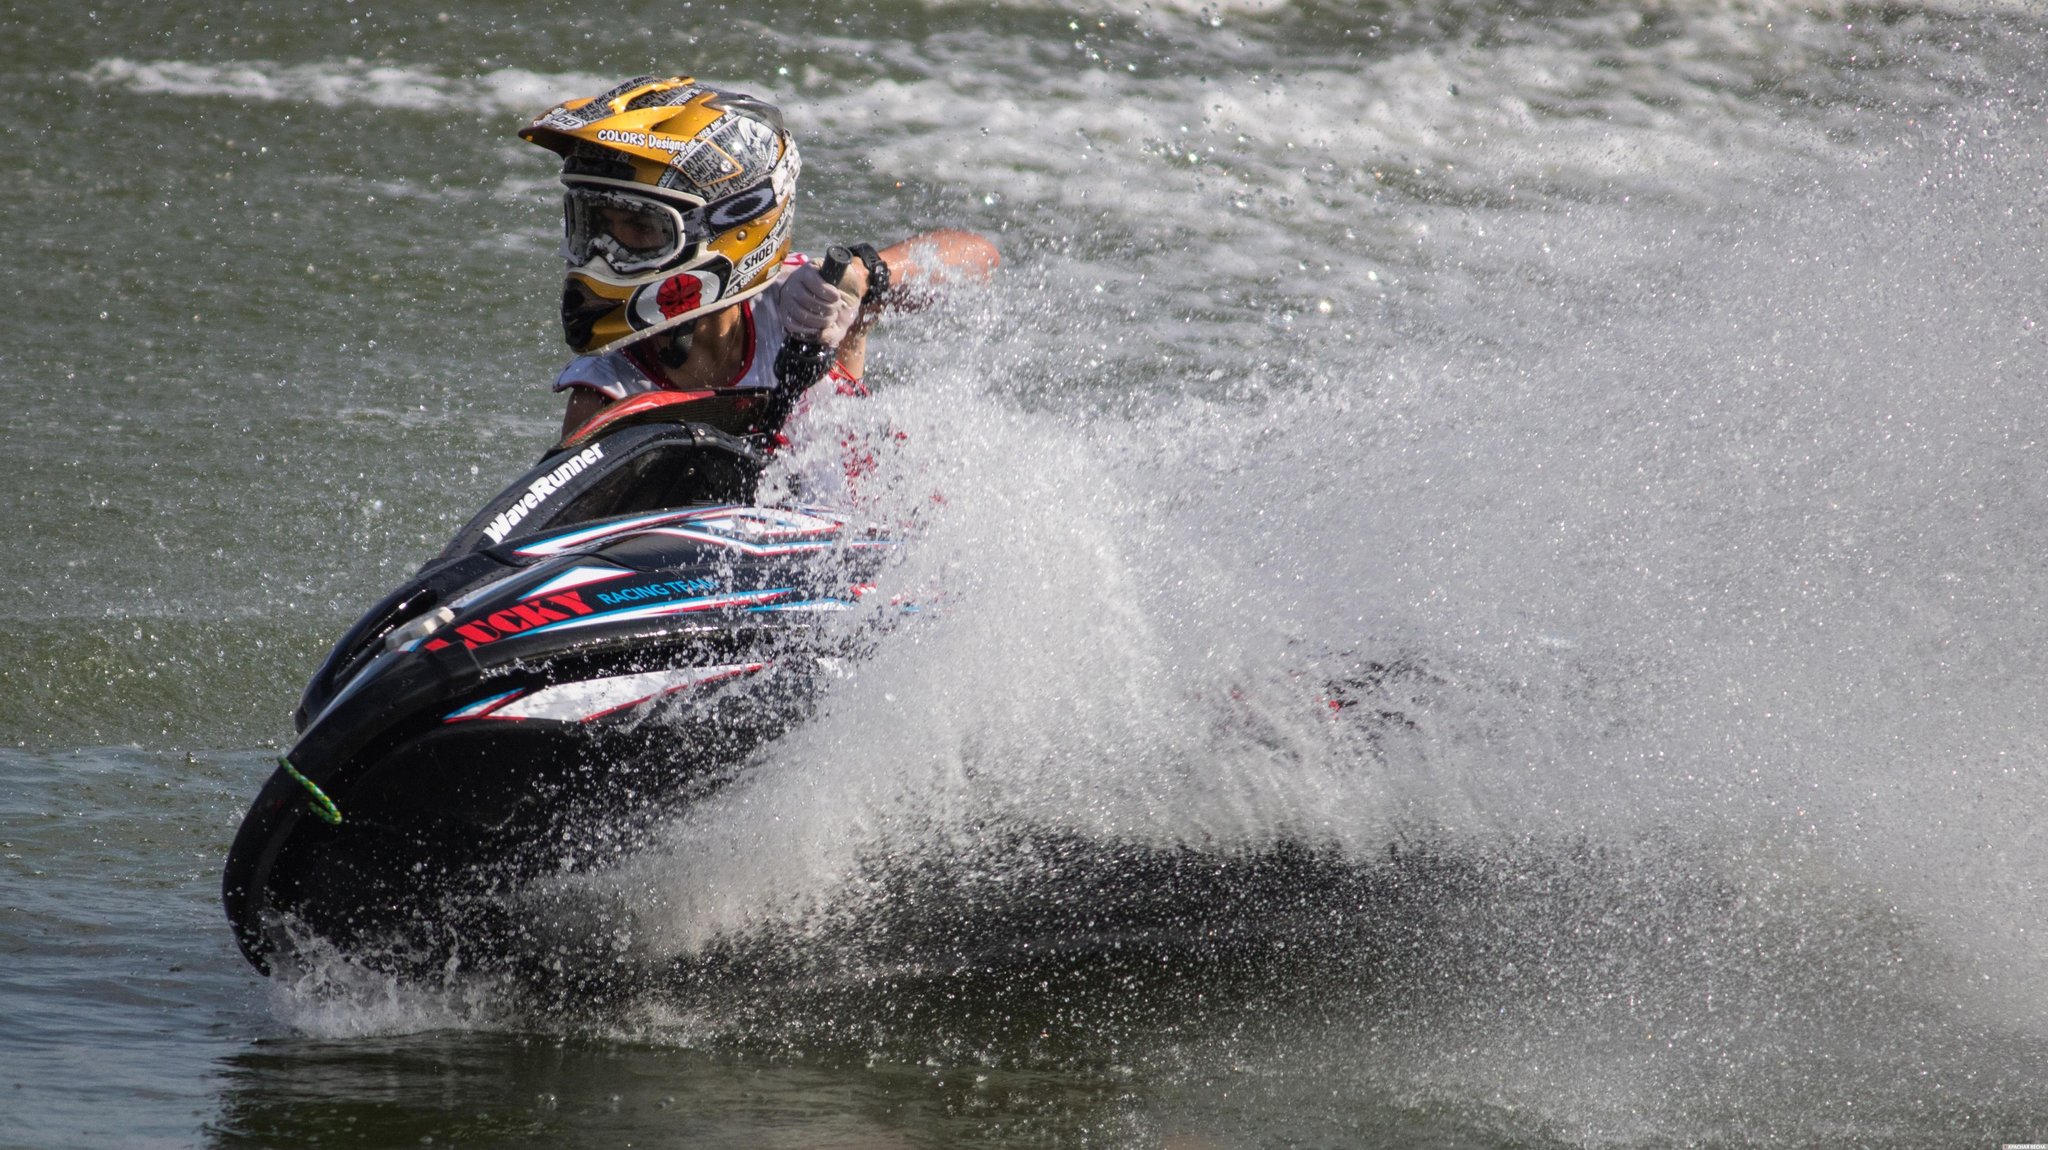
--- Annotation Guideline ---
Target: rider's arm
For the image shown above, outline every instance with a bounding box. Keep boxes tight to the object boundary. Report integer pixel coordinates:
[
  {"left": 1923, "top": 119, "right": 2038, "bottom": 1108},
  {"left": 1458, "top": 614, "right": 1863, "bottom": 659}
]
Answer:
[
  {"left": 877, "top": 229, "right": 1001, "bottom": 308},
  {"left": 833, "top": 229, "right": 1000, "bottom": 379}
]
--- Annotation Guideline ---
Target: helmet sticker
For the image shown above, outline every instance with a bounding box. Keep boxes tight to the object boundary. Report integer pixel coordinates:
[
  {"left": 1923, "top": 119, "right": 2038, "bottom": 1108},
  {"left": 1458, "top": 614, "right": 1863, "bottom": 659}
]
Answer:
[
  {"left": 729, "top": 207, "right": 792, "bottom": 287},
  {"left": 668, "top": 134, "right": 745, "bottom": 191},
  {"left": 646, "top": 132, "right": 707, "bottom": 155},
  {"left": 590, "top": 127, "right": 723, "bottom": 156},
  {"left": 655, "top": 273, "right": 703, "bottom": 318},
  {"left": 712, "top": 114, "right": 782, "bottom": 179},
  {"left": 630, "top": 265, "right": 726, "bottom": 330},
  {"left": 664, "top": 113, "right": 781, "bottom": 195},
  {"left": 704, "top": 184, "right": 778, "bottom": 231},
  {"left": 623, "top": 82, "right": 706, "bottom": 112}
]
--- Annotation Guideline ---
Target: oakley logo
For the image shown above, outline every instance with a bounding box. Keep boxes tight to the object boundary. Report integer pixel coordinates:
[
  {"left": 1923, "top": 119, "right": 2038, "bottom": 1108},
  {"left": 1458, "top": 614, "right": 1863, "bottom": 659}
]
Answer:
[{"left": 705, "top": 185, "right": 778, "bottom": 231}]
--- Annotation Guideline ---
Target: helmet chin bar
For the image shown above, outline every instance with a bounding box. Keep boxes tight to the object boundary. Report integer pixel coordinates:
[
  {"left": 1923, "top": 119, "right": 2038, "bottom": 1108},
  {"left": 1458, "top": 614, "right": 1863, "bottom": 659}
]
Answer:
[
  {"left": 561, "top": 280, "right": 612, "bottom": 351},
  {"left": 565, "top": 259, "right": 791, "bottom": 357}
]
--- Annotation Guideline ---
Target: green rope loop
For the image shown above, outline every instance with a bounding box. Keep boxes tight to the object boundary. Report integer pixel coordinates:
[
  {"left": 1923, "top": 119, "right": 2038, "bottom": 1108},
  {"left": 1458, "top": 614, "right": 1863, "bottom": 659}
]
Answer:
[{"left": 281, "top": 758, "right": 342, "bottom": 826}]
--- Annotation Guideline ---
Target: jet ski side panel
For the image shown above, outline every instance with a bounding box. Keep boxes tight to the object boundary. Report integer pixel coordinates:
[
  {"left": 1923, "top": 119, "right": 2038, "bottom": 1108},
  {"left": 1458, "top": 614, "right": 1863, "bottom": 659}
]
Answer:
[
  {"left": 228, "top": 652, "right": 816, "bottom": 972},
  {"left": 225, "top": 418, "right": 897, "bottom": 974}
]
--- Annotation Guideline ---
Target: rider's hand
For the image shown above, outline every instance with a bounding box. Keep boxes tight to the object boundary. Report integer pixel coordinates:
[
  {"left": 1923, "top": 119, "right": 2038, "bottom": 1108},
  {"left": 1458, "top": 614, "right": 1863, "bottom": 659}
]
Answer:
[{"left": 780, "top": 261, "right": 860, "bottom": 346}]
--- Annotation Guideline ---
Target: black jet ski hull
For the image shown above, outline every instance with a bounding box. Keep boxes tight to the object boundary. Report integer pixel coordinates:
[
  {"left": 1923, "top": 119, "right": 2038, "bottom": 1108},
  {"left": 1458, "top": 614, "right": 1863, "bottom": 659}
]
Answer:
[{"left": 224, "top": 419, "right": 896, "bottom": 973}]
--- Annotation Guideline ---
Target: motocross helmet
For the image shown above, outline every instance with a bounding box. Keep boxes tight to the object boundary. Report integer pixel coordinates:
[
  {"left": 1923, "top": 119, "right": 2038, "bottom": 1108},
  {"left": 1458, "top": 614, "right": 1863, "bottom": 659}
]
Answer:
[{"left": 520, "top": 75, "right": 800, "bottom": 354}]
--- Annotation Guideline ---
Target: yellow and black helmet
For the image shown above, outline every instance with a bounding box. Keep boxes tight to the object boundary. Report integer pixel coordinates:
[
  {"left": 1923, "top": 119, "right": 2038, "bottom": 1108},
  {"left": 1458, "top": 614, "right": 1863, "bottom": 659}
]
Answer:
[{"left": 520, "top": 75, "right": 800, "bottom": 354}]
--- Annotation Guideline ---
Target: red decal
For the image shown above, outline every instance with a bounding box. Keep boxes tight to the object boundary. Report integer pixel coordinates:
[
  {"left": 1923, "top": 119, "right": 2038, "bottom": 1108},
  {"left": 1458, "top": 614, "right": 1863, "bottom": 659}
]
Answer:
[
  {"left": 485, "top": 609, "right": 533, "bottom": 635},
  {"left": 656, "top": 274, "right": 702, "bottom": 318},
  {"left": 507, "top": 600, "right": 572, "bottom": 629},
  {"left": 454, "top": 622, "right": 501, "bottom": 648},
  {"left": 452, "top": 591, "right": 597, "bottom": 651},
  {"left": 546, "top": 591, "right": 594, "bottom": 616}
]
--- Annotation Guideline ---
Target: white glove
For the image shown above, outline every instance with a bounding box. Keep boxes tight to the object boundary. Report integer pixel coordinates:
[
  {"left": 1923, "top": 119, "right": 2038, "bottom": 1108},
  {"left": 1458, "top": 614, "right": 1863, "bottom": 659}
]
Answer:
[{"left": 780, "top": 261, "right": 860, "bottom": 346}]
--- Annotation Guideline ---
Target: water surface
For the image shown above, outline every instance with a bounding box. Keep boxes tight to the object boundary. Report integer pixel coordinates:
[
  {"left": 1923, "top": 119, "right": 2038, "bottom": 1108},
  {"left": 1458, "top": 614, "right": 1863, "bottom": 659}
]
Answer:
[{"left": 6, "top": 1, "right": 2048, "bottom": 1146}]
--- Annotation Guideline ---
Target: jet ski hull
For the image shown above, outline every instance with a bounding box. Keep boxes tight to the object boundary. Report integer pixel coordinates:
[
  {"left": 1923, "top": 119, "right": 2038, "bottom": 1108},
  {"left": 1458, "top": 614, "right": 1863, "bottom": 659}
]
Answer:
[{"left": 224, "top": 419, "right": 896, "bottom": 973}]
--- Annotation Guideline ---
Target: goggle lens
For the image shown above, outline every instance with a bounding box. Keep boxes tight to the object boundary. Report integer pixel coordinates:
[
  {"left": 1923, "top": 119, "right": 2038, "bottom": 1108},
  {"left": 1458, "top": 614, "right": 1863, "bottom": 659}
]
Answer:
[{"left": 562, "top": 188, "right": 692, "bottom": 275}]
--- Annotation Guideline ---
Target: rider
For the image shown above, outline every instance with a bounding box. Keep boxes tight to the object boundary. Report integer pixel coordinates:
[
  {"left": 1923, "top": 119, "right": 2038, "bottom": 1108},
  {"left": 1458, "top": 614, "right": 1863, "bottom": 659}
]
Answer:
[{"left": 518, "top": 74, "right": 998, "bottom": 447}]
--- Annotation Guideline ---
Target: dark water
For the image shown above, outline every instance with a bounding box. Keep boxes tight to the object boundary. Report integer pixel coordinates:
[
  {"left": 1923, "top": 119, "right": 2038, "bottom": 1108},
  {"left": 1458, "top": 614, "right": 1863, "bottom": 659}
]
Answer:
[{"left": 7, "top": 1, "right": 2048, "bottom": 1146}]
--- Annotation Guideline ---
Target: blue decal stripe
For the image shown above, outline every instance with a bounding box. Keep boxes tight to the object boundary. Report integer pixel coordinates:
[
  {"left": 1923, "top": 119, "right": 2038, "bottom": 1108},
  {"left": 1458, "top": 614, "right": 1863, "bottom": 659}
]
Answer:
[
  {"left": 445, "top": 689, "right": 524, "bottom": 722},
  {"left": 516, "top": 588, "right": 800, "bottom": 638}
]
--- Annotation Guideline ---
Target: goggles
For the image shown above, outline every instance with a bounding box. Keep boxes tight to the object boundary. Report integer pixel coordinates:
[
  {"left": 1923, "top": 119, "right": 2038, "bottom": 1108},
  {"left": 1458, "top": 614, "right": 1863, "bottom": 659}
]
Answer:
[
  {"left": 560, "top": 170, "right": 792, "bottom": 283},
  {"left": 561, "top": 187, "right": 697, "bottom": 278}
]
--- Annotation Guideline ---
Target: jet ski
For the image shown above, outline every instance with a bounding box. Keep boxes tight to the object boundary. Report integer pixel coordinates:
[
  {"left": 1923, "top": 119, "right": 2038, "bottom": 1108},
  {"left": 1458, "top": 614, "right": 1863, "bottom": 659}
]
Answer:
[{"left": 224, "top": 254, "right": 898, "bottom": 975}]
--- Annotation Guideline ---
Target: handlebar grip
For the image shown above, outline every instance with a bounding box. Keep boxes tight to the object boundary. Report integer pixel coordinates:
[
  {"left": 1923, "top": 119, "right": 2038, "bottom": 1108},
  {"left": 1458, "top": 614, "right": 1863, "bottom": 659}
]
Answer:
[{"left": 820, "top": 245, "right": 853, "bottom": 287}]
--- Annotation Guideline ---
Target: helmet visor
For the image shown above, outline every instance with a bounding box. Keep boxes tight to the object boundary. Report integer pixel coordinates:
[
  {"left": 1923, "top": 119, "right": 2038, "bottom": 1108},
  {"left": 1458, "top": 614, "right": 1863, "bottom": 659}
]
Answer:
[{"left": 561, "top": 187, "right": 695, "bottom": 277}]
